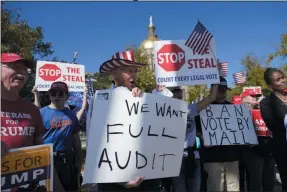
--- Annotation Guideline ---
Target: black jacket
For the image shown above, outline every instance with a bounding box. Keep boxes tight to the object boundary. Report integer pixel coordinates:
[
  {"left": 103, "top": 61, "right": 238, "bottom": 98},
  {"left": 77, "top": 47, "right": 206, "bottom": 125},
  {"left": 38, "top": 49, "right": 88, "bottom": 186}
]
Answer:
[
  {"left": 97, "top": 179, "right": 161, "bottom": 191},
  {"left": 260, "top": 92, "right": 287, "bottom": 145}
]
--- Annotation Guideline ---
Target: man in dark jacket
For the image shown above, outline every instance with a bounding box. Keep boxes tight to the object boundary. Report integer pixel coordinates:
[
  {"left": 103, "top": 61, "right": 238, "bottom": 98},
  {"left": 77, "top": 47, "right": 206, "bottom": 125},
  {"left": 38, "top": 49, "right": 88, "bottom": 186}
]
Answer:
[{"left": 199, "top": 77, "right": 240, "bottom": 192}]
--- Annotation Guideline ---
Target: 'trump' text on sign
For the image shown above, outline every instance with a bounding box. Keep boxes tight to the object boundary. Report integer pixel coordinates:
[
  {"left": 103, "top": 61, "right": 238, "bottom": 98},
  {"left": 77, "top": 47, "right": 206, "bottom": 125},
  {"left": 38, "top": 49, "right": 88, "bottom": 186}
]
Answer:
[
  {"left": 35, "top": 61, "right": 85, "bottom": 92},
  {"left": 83, "top": 87, "right": 188, "bottom": 183},
  {"left": 153, "top": 39, "right": 220, "bottom": 87},
  {"left": 1, "top": 144, "right": 53, "bottom": 191},
  {"left": 199, "top": 104, "right": 258, "bottom": 146}
]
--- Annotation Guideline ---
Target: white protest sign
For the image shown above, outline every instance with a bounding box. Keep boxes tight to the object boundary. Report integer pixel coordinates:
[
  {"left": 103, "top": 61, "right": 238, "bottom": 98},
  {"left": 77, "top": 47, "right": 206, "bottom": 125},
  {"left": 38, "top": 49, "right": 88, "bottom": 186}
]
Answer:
[
  {"left": 153, "top": 39, "right": 220, "bottom": 87},
  {"left": 83, "top": 87, "right": 188, "bottom": 183},
  {"left": 199, "top": 104, "right": 258, "bottom": 146},
  {"left": 35, "top": 61, "right": 85, "bottom": 92}
]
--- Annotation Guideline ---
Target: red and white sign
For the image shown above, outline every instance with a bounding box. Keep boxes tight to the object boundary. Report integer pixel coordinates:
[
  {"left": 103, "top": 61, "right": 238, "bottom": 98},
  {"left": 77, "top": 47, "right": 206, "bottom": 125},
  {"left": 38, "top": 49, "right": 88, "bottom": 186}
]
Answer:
[
  {"left": 157, "top": 44, "right": 185, "bottom": 71},
  {"left": 243, "top": 86, "right": 262, "bottom": 95},
  {"left": 35, "top": 61, "right": 85, "bottom": 92},
  {"left": 153, "top": 39, "right": 219, "bottom": 87},
  {"left": 251, "top": 109, "right": 272, "bottom": 137}
]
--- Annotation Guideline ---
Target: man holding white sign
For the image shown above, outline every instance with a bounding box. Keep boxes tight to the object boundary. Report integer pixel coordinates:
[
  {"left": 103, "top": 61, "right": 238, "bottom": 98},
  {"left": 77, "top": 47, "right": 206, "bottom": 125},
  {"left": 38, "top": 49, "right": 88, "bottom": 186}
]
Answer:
[
  {"left": 197, "top": 77, "right": 242, "bottom": 192},
  {"left": 86, "top": 50, "right": 168, "bottom": 191}
]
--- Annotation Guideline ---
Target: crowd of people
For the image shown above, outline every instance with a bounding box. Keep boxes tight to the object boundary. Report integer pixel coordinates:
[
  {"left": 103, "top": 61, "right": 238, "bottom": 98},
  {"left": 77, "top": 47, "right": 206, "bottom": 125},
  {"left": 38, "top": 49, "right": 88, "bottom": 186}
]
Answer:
[{"left": 1, "top": 51, "right": 287, "bottom": 192}]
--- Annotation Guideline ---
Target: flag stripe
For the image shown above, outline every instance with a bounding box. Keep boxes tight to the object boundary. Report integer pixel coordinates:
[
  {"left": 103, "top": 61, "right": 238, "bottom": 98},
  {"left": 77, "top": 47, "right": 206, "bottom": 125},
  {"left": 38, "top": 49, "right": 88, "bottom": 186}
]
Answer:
[
  {"left": 233, "top": 71, "right": 246, "bottom": 84},
  {"left": 185, "top": 21, "right": 213, "bottom": 55}
]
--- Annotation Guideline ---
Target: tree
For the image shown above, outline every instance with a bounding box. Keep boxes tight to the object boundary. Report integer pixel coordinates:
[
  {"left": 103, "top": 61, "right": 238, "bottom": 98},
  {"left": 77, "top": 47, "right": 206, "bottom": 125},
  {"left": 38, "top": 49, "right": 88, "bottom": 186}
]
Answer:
[
  {"left": 227, "top": 54, "right": 270, "bottom": 100},
  {"left": 267, "top": 27, "right": 287, "bottom": 66},
  {"left": 127, "top": 46, "right": 156, "bottom": 92},
  {"left": 91, "top": 72, "right": 112, "bottom": 90},
  {"left": 1, "top": 4, "right": 53, "bottom": 59},
  {"left": 185, "top": 85, "right": 209, "bottom": 103},
  {"left": 1, "top": 4, "right": 54, "bottom": 101}
]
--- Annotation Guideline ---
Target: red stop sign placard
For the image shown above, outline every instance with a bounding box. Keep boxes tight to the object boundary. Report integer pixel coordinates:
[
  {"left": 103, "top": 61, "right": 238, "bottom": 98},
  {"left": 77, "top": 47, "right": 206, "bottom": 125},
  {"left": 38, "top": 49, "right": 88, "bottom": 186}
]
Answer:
[
  {"left": 157, "top": 44, "right": 185, "bottom": 71},
  {"left": 39, "top": 64, "right": 62, "bottom": 81}
]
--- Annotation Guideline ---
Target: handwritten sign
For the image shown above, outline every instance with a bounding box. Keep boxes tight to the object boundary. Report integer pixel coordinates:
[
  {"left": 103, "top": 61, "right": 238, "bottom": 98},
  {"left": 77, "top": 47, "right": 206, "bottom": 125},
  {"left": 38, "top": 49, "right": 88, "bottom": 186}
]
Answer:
[
  {"left": 35, "top": 61, "right": 85, "bottom": 92},
  {"left": 251, "top": 109, "right": 272, "bottom": 137},
  {"left": 1, "top": 144, "right": 53, "bottom": 191},
  {"left": 199, "top": 104, "right": 258, "bottom": 146},
  {"left": 153, "top": 39, "right": 220, "bottom": 87},
  {"left": 83, "top": 87, "right": 188, "bottom": 183}
]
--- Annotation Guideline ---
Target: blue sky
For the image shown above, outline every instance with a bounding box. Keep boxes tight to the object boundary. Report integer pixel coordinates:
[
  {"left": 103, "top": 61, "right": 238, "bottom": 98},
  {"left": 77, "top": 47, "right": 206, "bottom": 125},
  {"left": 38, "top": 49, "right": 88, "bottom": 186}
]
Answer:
[{"left": 5, "top": 2, "right": 287, "bottom": 85}]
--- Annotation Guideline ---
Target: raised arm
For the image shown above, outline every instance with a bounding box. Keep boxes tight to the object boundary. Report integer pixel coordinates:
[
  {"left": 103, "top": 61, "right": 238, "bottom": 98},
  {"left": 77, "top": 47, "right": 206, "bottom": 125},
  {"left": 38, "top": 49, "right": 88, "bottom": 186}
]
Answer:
[
  {"left": 196, "top": 84, "right": 218, "bottom": 113},
  {"left": 76, "top": 86, "right": 88, "bottom": 121}
]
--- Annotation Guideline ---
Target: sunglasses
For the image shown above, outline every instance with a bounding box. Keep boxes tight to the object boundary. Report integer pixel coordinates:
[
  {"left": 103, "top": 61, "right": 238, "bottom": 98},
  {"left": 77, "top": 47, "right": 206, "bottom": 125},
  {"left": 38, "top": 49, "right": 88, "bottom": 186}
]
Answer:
[{"left": 50, "top": 91, "right": 65, "bottom": 97}]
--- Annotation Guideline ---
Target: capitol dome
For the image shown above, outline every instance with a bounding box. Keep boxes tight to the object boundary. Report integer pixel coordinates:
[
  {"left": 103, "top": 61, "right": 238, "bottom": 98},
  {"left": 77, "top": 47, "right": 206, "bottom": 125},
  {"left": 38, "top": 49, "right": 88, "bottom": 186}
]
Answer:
[{"left": 139, "top": 16, "right": 159, "bottom": 70}]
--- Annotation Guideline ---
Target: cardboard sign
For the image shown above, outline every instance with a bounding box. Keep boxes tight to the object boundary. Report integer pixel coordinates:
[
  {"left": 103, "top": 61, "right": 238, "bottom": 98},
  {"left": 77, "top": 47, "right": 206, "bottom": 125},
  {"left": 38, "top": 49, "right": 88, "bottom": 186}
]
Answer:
[
  {"left": 35, "top": 61, "right": 85, "bottom": 92},
  {"left": 153, "top": 39, "right": 220, "bottom": 87},
  {"left": 84, "top": 87, "right": 188, "bottom": 183},
  {"left": 251, "top": 109, "right": 272, "bottom": 137},
  {"left": 199, "top": 104, "right": 258, "bottom": 146},
  {"left": 1, "top": 144, "right": 53, "bottom": 191}
]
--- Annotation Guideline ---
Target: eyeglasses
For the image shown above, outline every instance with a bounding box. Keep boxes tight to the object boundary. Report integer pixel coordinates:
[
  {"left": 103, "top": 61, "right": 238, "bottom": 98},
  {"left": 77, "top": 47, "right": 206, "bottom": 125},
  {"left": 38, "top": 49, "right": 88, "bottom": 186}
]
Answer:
[{"left": 50, "top": 91, "right": 64, "bottom": 97}]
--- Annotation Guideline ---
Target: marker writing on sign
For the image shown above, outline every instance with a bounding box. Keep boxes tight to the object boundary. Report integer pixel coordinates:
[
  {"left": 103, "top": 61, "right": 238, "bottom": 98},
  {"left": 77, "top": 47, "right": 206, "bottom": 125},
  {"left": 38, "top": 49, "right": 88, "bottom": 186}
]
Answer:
[
  {"left": 106, "top": 123, "right": 177, "bottom": 143},
  {"left": 98, "top": 148, "right": 176, "bottom": 171},
  {"left": 201, "top": 105, "right": 251, "bottom": 145}
]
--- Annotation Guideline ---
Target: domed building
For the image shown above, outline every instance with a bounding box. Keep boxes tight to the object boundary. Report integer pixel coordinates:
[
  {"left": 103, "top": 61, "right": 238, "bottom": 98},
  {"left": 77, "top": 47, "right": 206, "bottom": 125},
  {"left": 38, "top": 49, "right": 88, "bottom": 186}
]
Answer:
[{"left": 139, "top": 16, "right": 159, "bottom": 71}]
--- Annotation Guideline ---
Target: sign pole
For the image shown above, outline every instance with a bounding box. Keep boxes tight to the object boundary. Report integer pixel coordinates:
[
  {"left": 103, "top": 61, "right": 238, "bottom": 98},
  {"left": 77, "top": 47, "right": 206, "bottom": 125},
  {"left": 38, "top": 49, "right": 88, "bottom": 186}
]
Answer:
[{"left": 72, "top": 52, "right": 78, "bottom": 64}]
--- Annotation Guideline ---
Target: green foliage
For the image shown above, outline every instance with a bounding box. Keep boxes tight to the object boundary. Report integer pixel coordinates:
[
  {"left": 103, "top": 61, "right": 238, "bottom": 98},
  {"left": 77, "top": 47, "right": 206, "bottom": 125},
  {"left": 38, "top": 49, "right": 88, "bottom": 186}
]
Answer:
[
  {"left": 227, "top": 54, "right": 271, "bottom": 100},
  {"left": 51, "top": 57, "right": 68, "bottom": 63},
  {"left": 267, "top": 27, "right": 287, "bottom": 66},
  {"left": 91, "top": 72, "right": 112, "bottom": 90},
  {"left": 136, "top": 66, "right": 156, "bottom": 93},
  {"left": 185, "top": 85, "right": 209, "bottom": 103},
  {"left": 1, "top": 4, "right": 53, "bottom": 59},
  {"left": 126, "top": 46, "right": 156, "bottom": 92},
  {"left": 19, "top": 69, "right": 36, "bottom": 102},
  {"left": 1, "top": 4, "right": 53, "bottom": 101}
]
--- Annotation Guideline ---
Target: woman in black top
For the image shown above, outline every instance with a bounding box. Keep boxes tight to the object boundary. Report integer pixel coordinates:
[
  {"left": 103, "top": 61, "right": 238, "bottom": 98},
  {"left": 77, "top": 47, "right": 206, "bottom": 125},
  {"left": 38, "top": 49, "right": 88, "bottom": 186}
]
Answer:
[{"left": 260, "top": 67, "right": 287, "bottom": 191}]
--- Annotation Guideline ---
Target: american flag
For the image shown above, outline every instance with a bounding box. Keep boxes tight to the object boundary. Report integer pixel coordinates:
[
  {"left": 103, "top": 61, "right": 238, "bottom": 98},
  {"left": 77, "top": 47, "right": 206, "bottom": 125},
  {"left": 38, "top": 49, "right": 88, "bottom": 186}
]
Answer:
[
  {"left": 233, "top": 71, "right": 246, "bottom": 85},
  {"left": 65, "top": 76, "right": 95, "bottom": 120},
  {"left": 86, "top": 76, "right": 95, "bottom": 102},
  {"left": 219, "top": 62, "right": 228, "bottom": 77},
  {"left": 185, "top": 21, "right": 213, "bottom": 55}
]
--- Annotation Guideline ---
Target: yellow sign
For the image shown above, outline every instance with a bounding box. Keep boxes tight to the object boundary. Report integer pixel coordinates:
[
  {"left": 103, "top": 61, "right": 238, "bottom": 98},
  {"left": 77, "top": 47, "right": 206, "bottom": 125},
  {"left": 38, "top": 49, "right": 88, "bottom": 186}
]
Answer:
[{"left": 1, "top": 144, "right": 53, "bottom": 191}]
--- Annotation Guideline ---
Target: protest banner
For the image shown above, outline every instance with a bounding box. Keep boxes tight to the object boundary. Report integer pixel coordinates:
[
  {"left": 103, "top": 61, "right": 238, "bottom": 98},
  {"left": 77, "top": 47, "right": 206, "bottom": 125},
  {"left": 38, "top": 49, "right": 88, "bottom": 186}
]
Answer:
[
  {"left": 242, "top": 86, "right": 262, "bottom": 95},
  {"left": 153, "top": 39, "right": 220, "bottom": 87},
  {"left": 83, "top": 87, "right": 188, "bottom": 183},
  {"left": 1, "top": 144, "right": 53, "bottom": 191},
  {"left": 251, "top": 109, "right": 272, "bottom": 137},
  {"left": 199, "top": 104, "right": 258, "bottom": 146},
  {"left": 35, "top": 61, "right": 85, "bottom": 92}
]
